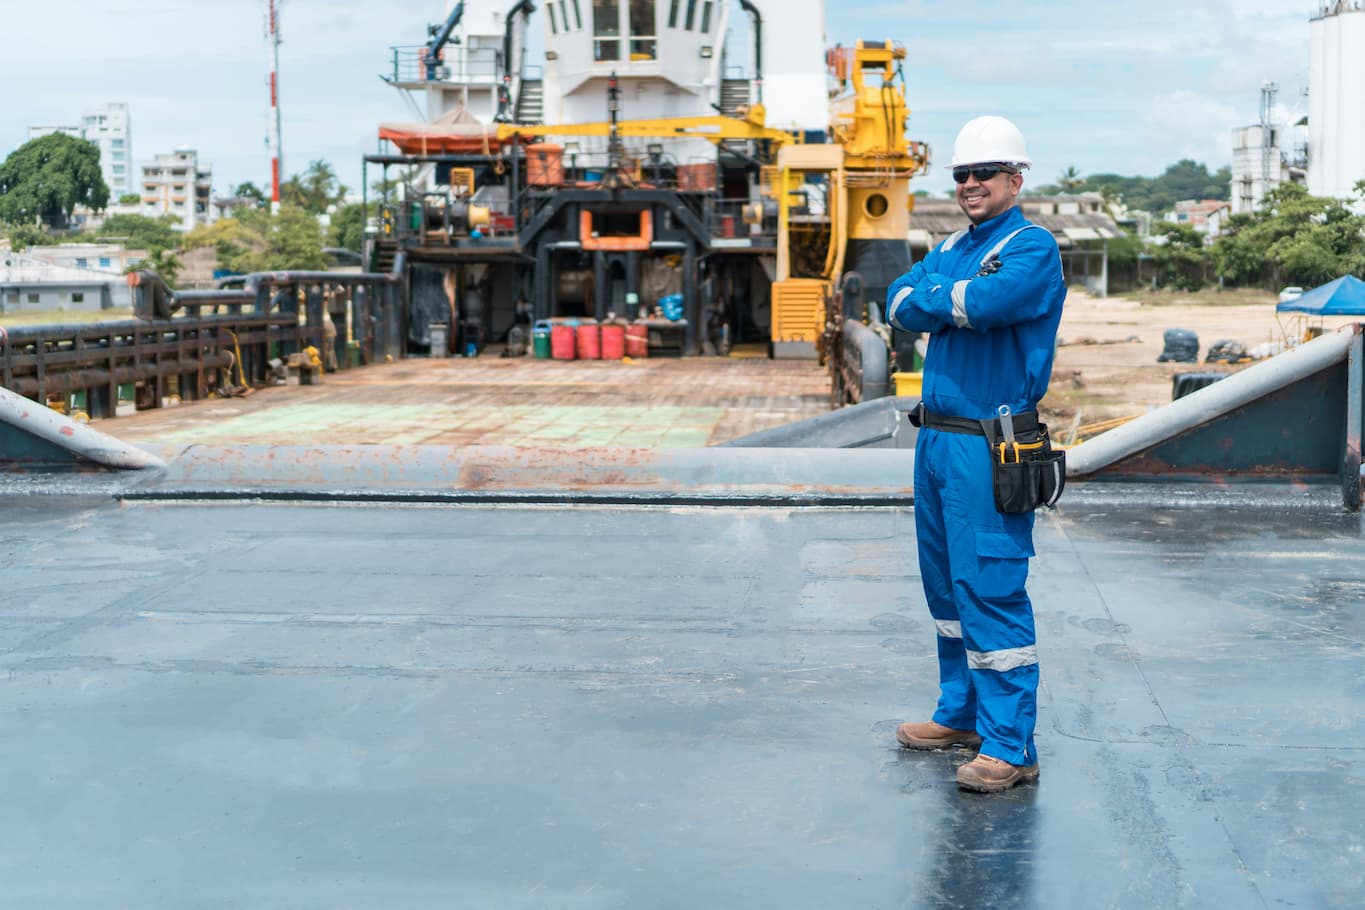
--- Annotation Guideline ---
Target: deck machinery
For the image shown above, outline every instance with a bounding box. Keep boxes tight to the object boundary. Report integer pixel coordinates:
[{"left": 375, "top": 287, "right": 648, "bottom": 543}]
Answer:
[{"left": 370, "top": 0, "right": 927, "bottom": 371}]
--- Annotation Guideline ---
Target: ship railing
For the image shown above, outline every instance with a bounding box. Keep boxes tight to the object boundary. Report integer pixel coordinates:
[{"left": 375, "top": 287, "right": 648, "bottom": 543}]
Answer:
[
  {"left": 0, "top": 271, "right": 405, "bottom": 420},
  {"left": 384, "top": 44, "right": 501, "bottom": 85}
]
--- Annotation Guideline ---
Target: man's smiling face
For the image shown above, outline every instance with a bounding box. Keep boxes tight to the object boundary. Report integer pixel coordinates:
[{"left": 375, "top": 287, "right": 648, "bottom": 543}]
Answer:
[{"left": 955, "top": 165, "right": 1024, "bottom": 225}]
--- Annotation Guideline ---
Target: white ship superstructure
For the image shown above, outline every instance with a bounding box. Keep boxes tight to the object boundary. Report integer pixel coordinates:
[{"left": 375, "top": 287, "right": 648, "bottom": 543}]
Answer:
[{"left": 393, "top": 0, "right": 827, "bottom": 138}]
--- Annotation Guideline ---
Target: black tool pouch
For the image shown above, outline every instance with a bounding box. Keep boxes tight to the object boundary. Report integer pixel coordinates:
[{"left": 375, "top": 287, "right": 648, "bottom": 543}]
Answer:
[{"left": 979, "top": 419, "right": 1066, "bottom": 514}]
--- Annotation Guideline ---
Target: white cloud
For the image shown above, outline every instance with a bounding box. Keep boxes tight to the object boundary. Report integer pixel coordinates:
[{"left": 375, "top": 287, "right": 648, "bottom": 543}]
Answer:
[{"left": 1142, "top": 90, "right": 1242, "bottom": 166}]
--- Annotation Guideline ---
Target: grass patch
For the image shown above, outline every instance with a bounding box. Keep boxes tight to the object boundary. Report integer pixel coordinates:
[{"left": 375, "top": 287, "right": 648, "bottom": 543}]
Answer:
[
  {"left": 0, "top": 308, "right": 136, "bottom": 326},
  {"left": 1114, "top": 287, "right": 1276, "bottom": 307}
]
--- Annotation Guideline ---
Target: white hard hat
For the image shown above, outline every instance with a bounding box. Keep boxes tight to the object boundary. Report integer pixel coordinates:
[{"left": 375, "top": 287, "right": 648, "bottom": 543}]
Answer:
[{"left": 948, "top": 116, "right": 1032, "bottom": 169}]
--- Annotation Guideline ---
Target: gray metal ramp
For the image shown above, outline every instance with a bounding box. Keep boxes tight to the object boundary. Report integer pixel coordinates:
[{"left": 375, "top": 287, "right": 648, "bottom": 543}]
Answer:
[
  {"left": 0, "top": 490, "right": 1361, "bottom": 907},
  {"left": 1066, "top": 324, "right": 1363, "bottom": 506}
]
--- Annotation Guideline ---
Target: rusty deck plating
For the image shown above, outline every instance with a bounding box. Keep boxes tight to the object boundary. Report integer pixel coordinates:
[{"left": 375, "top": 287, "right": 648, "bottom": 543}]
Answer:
[{"left": 98, "top": 354, "right": 833, "bottom": 449}]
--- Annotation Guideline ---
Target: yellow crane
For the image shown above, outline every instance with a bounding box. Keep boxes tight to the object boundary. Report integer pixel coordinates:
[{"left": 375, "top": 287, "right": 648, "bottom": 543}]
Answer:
[{"left": 769, "top": 40, "right": 929, "bottom": 358}]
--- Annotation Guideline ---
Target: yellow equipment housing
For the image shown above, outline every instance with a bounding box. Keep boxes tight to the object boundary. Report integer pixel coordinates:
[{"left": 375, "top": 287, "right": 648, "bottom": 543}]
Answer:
[{"left": 770, "top": 40, "right": 928, "bottom": 356}]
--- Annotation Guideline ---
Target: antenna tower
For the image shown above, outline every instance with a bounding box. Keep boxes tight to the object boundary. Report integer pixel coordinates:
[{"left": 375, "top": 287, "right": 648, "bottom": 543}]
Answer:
[
  {"left": 266, "top": 0, "right": 284, "bottom": 210},
  {"left": 1260, "top": 80, "right": 1278, "bottom": 205}
]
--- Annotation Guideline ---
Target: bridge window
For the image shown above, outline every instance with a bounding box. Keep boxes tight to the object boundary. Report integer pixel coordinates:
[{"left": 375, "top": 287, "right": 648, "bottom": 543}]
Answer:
[
  {"left": 593, "top": 0, "right": 620, "bottom": 60},
  {"left": 700, "top": 0, "right": 712, "bottom": 32},
  {"left": 668, "top": 0, "right": 679, "bottom": 27},
  {"left": 571, "top": 0, "right": 583, "bottom": 28},
  {"left": 629, "top": 0, "right": 656, "bottom": 58},
  {"left": 549, "top": 2, "right": 559, "bottom": 32},
  {"left": 684, "top": 0, "right": 696, "bottom": 29}
]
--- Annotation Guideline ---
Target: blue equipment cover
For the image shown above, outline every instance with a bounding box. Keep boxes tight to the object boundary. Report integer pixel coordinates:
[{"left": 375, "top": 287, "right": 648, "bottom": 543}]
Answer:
[{"left": 1275, "top": 274, "right": 1365, "bottom": 314}]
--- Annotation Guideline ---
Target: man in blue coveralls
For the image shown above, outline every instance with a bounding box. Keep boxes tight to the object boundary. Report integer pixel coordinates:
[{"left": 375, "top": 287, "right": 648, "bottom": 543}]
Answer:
[{"left": 886, "top": 116, "right": 1066, "bottom": 793}]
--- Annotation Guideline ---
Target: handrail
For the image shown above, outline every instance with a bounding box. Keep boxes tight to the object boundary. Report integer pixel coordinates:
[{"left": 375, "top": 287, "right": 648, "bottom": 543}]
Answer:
[{"left": 4, "top": 268, "right": 406, "bottom": 419}]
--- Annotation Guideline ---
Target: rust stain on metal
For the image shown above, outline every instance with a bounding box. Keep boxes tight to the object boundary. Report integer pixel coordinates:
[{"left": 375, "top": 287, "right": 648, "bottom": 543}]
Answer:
[{"left": 460, "top": 464, "right": 497, "bottom": 489}]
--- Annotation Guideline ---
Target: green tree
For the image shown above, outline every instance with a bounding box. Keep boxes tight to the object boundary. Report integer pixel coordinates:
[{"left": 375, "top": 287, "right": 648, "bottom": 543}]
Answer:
[
  {"left": 280, "top": 159, "right": 348, "bottom": 215},
  {"left": 118, "top": 193, "right": 141, "bottom": 205},
  {"left": 189, "top": 205, "right": 328, "bottom": 273},
  {"left": 1056, "top": 165, "right": 1084, "bottom": 193},
  {"left": 261, "top": 205, "right": 330, "bottom": 270},
  {"left": 1078, "top": 160, "right": 1231, "bottom": 214},
  {"left": 0, "top": 133, "right": 110, "bottom": 228},
  {"left": 232, "top": 181, "right": 268, "bottom": 206},
  {"left": 1151, "top": 221, "right": 1209, "bottom": 290},
  {"left": 1211, "top": 183, "right": 1365, "bottom": 288},
  {"left": 328, "top": 202, "right": 372, "bottom": 252},
  {"left": 136, "top": 247, "right": 184, "bottom": 285},
  {"left": 184, "top": 218, "right": 257, "bottom": 272},
  {"left": 1104, "top": 231, "right": 1143, "bottom": 271},
  {"left": 3, "top": 222, "right": 50, "bottom": 251},
  {"left": 90, "top": 213, "right": 181, "bottom": 251}
]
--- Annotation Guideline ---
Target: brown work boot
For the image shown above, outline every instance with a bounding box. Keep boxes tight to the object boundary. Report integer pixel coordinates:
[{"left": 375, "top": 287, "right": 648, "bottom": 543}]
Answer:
[
  {"left": 895, "top": 720, "right": 982, "bottom": 751},
  {"left": 955, "top": 754, "right": 1040, "bottom": 793}
]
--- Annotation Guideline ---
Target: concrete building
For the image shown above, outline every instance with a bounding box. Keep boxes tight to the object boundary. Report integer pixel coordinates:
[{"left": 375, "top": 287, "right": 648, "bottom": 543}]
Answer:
[
  {"left": 1231, "top": 123, "right": 1288, "bottom": 214},
  {"left": 0, "top": 248, "right": 133, "bottom": 313},
  {"left": 141, "top": 149, "right": 214, "bottom": 231},
  {"left": 81, "top": 102, "right": 134, "bottom": 199},
  {"left": 1229, "top": 81, "right": 1306, "bottom": 214},
  {"left": 23, "top": 243, "right": 142, "bottom": 274},
  {"left": 1168, "top": 199, "right": 1232, "bottom": 238}
]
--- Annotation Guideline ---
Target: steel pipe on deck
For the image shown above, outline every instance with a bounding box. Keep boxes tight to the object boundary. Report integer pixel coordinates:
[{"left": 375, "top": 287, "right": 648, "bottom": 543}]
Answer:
[
  {"left": 0, "top": 385, "right": 165, "bottom": 471},
  {"left": 1067, "top": 326, "right": 1358, "bottom": 477},
  {"left": 839, "top": 319, "right": 891, "bottom": 403}
]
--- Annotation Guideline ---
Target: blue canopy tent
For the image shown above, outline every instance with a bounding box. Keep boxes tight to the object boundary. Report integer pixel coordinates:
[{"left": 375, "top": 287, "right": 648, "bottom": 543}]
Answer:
[{"left": 1276, "top": 275, "right": 1365, "bottom": 315}]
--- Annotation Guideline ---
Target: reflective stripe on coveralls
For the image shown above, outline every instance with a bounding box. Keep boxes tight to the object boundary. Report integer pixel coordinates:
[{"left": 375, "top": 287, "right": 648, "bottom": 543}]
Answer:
[
  {"left": 937, "top": 621, "right": 1038, "bottom": 671},
  {"left": 967, "top": 645, "right": 1039, "bottom": 672}
]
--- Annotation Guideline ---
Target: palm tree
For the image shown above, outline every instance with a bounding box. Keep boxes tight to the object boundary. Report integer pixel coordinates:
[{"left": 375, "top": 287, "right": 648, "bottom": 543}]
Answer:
[{"left": 1057, "top": 165, "right": 1085, "bottom": 194}]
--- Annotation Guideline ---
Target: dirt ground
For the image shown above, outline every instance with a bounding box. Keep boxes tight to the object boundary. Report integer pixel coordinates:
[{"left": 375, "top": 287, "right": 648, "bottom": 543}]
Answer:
[{"left": 1041, "top": 288, "right": 1354, "bottom": 441}]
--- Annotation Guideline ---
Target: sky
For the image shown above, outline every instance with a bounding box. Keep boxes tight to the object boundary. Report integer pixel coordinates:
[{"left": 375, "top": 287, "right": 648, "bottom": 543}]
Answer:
[{"left": 1, "top": 0, "right": 1316, "bottom": 201}]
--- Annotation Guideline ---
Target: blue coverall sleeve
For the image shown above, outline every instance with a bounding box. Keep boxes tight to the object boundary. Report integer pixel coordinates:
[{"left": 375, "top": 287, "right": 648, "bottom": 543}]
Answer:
[
  {"left": 886, "top": 260, "right": 948, "bottom": 333},
  {"left": 893, "top": 231, "right": 1061, "bottom": 333}
]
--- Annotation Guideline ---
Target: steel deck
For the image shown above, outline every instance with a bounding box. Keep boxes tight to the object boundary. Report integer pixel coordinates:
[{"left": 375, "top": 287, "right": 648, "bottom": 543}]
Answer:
[
  {"left": 1, "top": 480, "right": 1361, "bottom": 907},
  {"left": 99, "top": 355, "right": 833, "bottom": 449}
]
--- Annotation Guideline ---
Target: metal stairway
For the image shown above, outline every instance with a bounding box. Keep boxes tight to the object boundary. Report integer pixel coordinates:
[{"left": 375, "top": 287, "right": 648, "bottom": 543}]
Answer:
[
  {"left": 720, "top": 79, "right": 751, "bottom": 117},
  {"left": 371, "top": 238, "right": 399, "bottom": 274},
  {"left": 515, "top": 79, "right": 544, "bottom": 124}
]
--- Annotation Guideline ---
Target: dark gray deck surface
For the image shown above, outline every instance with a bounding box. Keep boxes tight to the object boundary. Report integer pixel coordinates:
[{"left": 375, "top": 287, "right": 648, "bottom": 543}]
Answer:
[{"left": 1, "top": 487, "right": 1362, "bottom": 908}]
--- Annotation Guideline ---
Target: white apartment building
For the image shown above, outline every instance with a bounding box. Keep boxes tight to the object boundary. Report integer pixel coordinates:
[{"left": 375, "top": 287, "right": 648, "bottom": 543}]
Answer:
[
  {"left": 27, "top": 125, "right": 82, "bottom": 141},
  {"left": 25, "top": 102, "right": 133, "bottom": 200},
  {"left": 81, "top": 102, "right": 134, "bottom": 199},
  {"left": 141, "top": 149, "right": 215, "bottom": 231}
]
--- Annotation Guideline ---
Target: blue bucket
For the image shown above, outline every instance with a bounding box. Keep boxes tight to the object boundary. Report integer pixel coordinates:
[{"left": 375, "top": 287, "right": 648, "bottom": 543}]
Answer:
[{"left": 659, "top": 293, "right": 684, "bottom": 321}]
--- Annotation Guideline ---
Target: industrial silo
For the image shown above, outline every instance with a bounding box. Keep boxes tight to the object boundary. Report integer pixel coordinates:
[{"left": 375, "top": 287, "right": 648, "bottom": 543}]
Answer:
[{"left": 1308, "top": 2, "right": 1365, "bottom": 200}]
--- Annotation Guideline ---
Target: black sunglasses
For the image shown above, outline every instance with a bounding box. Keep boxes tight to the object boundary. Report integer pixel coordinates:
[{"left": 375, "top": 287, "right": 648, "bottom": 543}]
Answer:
[{"left": 952, "top": 164, "right": 1018, "bottom": 184}]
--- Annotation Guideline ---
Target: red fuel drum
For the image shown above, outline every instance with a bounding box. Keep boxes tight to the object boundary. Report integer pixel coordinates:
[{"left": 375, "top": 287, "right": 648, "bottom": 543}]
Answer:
[
  {"left": 551, "top": 323, "right": 576, "bottom": 360},
  {"left": 576, "top": 322, "right": 601, "bottom": 359},
  {"left": 600, "top": 323, "right": 626, "bottom": 360},
  {"left": 624, "top": 324, "right": 649, "bottom": 358}
]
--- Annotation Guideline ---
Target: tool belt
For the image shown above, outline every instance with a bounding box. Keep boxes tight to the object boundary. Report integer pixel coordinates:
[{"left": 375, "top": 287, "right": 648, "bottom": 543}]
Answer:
[
  {"left": 909, "top": 401, "right": 1038, "bottom": 438},
  {"left": 909, "top": 402, "right": 1065, "bottom": 513}
]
